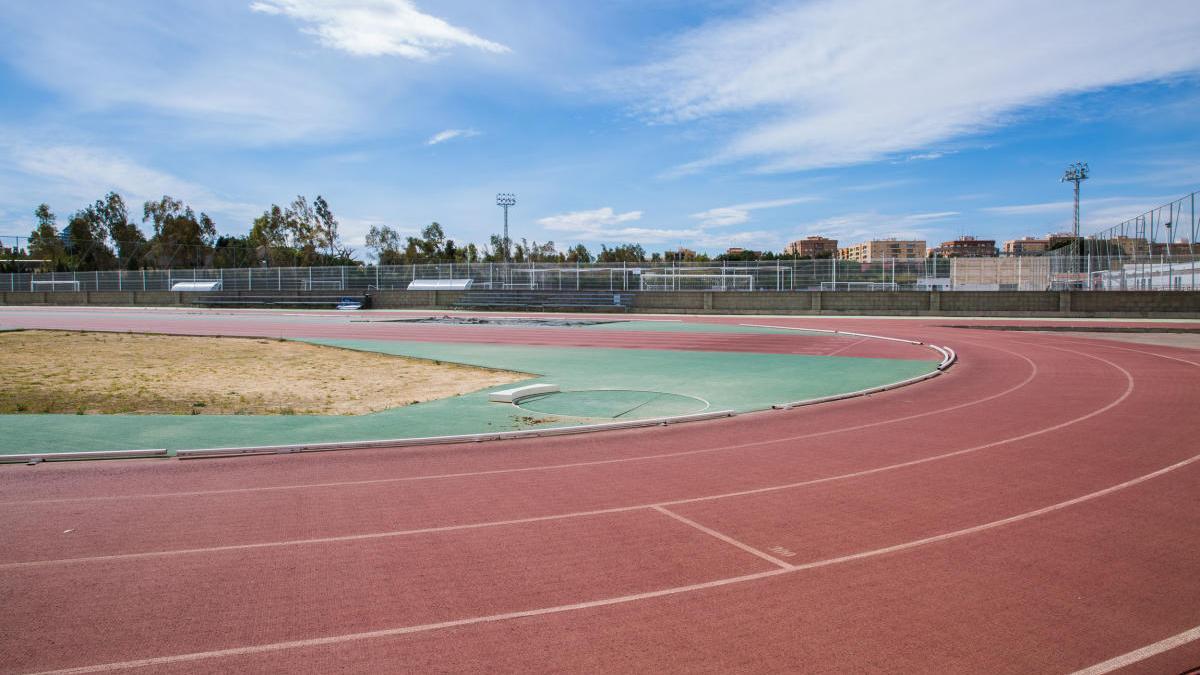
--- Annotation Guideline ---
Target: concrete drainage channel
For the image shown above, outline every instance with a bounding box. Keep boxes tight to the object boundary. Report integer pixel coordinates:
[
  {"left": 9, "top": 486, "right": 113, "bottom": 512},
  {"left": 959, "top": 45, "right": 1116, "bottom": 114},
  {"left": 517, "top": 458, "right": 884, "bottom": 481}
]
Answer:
[{"left": 3, "top": 326, "right": 957, "bottom": 464}]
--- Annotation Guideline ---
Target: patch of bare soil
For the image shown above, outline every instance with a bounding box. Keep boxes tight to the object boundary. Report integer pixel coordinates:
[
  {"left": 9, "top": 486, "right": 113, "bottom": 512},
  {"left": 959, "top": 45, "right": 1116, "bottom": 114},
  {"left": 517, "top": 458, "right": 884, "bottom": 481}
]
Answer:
[{"left": 0, "top": 330, "right": 528, "bottom": 415}]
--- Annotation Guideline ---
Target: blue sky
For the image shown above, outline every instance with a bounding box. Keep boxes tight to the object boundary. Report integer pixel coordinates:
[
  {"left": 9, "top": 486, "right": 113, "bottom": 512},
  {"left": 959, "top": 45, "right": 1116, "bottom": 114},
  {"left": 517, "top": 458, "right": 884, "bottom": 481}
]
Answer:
[{"left": 1, "top": 0, "right": 1199, "bottom": 258}]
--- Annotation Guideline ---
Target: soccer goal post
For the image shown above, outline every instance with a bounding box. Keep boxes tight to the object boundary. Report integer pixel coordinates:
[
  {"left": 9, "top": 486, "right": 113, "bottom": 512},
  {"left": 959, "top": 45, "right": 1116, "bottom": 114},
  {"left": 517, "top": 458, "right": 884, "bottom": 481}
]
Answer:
[
  {"left": 639, "top": 273, "right": 754, "bottom": 291},
  {"left": 819, "top": 281, "right": 899, "bottom": 291}
]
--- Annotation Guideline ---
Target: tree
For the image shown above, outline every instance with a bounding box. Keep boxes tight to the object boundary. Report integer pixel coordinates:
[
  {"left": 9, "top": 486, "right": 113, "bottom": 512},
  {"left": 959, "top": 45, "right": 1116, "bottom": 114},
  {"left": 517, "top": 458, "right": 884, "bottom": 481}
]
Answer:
[
  {"left": 313, "top": 195, "right": 340, "bottom": 261},
  {"left": 64, "top": 204, "right": 117, "bottom": 271},
  {"left": 286, "top": 196, "right": 320, "bottom": 265},
  {"left": 564, "top": 243, "right": 592, "bottom": 263},
  {"left": 485, "top": 233, "right": 511, "bottom": 262},
  {"left": 28, "top": 204, "right": 68, "bottom": 271},
  {"left": 248, "top": 205, "right": 293, "bottom": 266},
  {"left": 143, "top": 196, "right": 217, "bottom": 268},
  {"left": 365, "top": 225, "right": 404, "bottom": 265},
  {"left": 596, "top": 243, "right": 646, "bottom": 263},
  {"left": 406, "top": 222, "right": 445, "bottom": 261},
  {"left": 212, "top": 235, "right": 256, "bottom": 268},
  {"left": 94, "top": 192, "right": 147, "bottom": 269}
]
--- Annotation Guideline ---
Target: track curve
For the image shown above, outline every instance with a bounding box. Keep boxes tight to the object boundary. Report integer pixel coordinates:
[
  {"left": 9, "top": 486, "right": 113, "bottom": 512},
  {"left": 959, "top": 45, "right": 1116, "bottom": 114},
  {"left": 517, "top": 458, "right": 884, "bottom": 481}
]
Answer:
[{"left": 1, "top": 310, "right": 1199, "bottom": 674}]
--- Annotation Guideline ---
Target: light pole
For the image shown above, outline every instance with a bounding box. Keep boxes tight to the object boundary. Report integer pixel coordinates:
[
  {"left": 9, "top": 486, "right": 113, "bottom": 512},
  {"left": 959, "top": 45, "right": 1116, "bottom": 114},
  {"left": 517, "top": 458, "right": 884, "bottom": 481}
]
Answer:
[
  {"left": 1061, "top": 162, "right": 1089, "bottom": 278},
  {"left": 496, "top": 193, "right": 516, "bottom": 262},
  {"left": 1061, "top": 162, "right": 1089, "bottom": 247}
]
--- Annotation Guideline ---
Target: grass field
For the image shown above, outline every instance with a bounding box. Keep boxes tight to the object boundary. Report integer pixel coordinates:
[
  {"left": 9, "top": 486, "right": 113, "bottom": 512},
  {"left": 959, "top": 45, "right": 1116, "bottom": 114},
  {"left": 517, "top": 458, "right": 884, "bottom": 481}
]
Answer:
[{"left": 0, "top": 330, "right": 526, "bottom": 415}]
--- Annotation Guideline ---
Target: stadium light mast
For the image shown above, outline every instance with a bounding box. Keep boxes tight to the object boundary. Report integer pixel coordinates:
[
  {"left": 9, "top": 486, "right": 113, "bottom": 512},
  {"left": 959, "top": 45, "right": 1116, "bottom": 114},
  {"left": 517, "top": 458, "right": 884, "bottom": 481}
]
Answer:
[
  {"left": 1061, "top": 161, "right": 1089, "bottom": 242},
  {"left": 496, "top": 193, "right": 517, "bottom": 262}
]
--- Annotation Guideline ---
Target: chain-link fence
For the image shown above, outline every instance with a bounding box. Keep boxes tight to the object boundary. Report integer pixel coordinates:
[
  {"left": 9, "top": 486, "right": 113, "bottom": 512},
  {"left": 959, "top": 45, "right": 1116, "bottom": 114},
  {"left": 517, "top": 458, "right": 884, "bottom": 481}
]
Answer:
[{"left": 4, "top": 256, "right": 1200, "bottom": 292}]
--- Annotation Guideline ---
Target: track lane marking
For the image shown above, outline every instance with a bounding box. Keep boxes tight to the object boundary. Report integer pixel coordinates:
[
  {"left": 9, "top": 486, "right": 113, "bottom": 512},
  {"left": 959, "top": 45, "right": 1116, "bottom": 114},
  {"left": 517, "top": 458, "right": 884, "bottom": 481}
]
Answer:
[
  {"left": 25, "top": 448, "right": 1200, "bottom": 675},
  {"left": 652, "top": 505, "right": 792, "bottom": 569},
  {"left": 1, "top": 345, "right": 1132, "bottom": 570},
  {"left": 2, "top": 341, "right": 1039, "bottom": 507},
  {"left": 823, "top": 337, "right": 870, "bottom": 357},
  {"left": 1069, "top": 624, "right": 1200, "bottom": 675}
]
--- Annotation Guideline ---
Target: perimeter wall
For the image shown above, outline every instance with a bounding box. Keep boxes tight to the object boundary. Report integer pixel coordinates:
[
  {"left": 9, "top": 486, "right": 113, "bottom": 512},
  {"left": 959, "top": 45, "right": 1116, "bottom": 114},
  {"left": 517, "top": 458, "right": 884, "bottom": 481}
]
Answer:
[{"left": 2, "top": 289, "right": 1200, "bottom": 317}]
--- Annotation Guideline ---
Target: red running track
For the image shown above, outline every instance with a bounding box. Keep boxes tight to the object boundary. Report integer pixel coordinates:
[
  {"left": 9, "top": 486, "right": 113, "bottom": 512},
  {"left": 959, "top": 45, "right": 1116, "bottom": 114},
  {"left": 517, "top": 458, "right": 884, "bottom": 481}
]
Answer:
[
  {"left": 1, "top": 310, "right": 1200, "bottom": 673},
  {"left": 0, "top": 307, "right": 933, "bottom": 359}
]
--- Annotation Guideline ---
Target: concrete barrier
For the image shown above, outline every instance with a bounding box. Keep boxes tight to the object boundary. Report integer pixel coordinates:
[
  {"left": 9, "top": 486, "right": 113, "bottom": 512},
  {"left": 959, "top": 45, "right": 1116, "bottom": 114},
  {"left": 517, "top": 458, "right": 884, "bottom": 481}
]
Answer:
[{"left": 3, "top": 289, "right": 1199, "bottom": 317}]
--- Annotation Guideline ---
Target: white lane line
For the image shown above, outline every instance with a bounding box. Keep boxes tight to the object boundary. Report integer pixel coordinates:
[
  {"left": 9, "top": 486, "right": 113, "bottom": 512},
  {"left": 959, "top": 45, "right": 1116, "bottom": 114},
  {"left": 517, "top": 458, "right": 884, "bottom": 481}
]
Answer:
[
  {"left": 0, "top": 346, "right": 1126, "bottom": 570},
  {"left": 27, "top": 449, "right": 1200, "bottom": 675},
  {"left": 0, "top": 507, "right": 649, "bottom": 570},
  {"left": 823, "top": 337, "right": 870, "bottom": 357},
  {"left": 1068, "top": 624, "right": 1200, "bottom": 675},
  {"left": 652, "top": 506, "right": 792, "bottom": 570},
  {"left": 2, "top": 341, "right": 1041, "bottom": 507}
]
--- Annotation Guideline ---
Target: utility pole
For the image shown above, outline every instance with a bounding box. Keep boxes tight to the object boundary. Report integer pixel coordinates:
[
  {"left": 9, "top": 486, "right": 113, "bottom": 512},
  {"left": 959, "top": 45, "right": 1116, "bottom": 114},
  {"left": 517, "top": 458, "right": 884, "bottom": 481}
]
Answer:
[{"left": 496, "top": 193, "right": 516, "bottom": 262}]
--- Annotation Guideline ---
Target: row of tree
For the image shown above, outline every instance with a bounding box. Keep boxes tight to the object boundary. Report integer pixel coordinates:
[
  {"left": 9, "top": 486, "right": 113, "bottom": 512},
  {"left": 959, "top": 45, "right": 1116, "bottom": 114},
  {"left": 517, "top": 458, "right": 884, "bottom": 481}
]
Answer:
[
  {"left": 12, "top": 192, "right": 355, "bottom": 273},
  {"left": 4, "top": 191, "right": 812, "bottom": 273}
]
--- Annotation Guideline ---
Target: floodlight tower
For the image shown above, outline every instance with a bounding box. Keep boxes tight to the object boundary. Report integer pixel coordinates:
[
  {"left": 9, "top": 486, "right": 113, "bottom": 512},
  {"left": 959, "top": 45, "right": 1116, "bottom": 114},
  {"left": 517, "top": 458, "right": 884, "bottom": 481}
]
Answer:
[
  {"left": 496, "top": 193, "right": 517, "bottom": 262},
  {"left": 1061, "top": 161, "right": 1089, "bottom": 243}
]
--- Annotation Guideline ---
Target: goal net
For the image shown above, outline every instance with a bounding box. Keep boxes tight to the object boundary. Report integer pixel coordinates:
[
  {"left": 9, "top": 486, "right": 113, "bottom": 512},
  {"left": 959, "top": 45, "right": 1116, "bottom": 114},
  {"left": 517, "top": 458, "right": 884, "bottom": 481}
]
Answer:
[
  {"left": 30, "top": 280, "right": 81, "bottom": 291},
  {"left": 819, "top": 281, "right": 899, "bottom": 291},
  {"left": 640, "top": 273, "right": 754, "bottom": 291}
]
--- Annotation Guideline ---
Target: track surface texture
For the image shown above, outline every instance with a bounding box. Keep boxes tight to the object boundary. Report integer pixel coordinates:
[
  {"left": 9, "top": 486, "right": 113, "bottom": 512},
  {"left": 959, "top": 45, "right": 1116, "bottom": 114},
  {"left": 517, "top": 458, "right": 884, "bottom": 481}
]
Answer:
[{"left": 2, "top": 308, "right": 1200, "bottom": 674}]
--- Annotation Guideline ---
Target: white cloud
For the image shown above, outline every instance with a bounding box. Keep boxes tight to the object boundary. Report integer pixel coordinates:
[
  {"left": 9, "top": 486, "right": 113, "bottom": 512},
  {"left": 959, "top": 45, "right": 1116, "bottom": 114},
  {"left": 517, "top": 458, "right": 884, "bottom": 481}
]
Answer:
[
  {"left": 535, "top": 206, "right": 781, "bottom": 249},
  {"left": 613, "top": 0, "right": 1200, "bottom": 172},
  {"left": 538, "top": 207, "right": 644, "bottom": 233},
  {"left": 690, "top": 196, "right": 818, "bottom": 227},
  {"left": 905, "top": 211, "right": 960, "bottom": 221},
  {"left": 426, "top": 128, "right": 480, "bottom": 145},
  {"left": 3, "top": 142, "right": 258, "bottom": 226},
  {"left": 251, "top": 0, "right": 509, "bottom": 59}
]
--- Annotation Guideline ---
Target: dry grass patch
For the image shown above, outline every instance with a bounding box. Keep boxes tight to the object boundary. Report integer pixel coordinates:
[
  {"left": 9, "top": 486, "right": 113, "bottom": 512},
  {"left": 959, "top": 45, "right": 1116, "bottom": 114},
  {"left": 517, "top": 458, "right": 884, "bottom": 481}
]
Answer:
[{"left": 0, "top": 330, "right": 528, "bottom": 415}]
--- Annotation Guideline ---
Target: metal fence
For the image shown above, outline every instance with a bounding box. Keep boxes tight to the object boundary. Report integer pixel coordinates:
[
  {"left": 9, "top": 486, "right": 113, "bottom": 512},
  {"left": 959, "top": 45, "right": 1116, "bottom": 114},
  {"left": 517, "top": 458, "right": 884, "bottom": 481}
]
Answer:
[
  {"left": 4, "top": 255, "right": 1200, "bottom": 292},
  {"left": 1086, "top": 190, "right": 1199, "bottom": 255}
]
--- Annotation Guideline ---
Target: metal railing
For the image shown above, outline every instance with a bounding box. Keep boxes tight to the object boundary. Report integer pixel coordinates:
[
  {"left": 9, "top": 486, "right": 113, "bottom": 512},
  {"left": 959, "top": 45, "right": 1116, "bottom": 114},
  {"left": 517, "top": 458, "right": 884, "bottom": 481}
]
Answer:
[
  {"left": 1082, "top": 190, "right": 1199, "bottom": 256},
  {"left": 4, "top": 256, "right": 1200, "bottom": 293}
]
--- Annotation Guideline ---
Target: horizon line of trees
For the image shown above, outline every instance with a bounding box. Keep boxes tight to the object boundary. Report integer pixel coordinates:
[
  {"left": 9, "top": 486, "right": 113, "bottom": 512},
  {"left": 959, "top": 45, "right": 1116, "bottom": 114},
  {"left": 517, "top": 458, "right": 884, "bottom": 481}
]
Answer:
[{"left": 2, "top": 191, "right": 853, "bottom": 274}]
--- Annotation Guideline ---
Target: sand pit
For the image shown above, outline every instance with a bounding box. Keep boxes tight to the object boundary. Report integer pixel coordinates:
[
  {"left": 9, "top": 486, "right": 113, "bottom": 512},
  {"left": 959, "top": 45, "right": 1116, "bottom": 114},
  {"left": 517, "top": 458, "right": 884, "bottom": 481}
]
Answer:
[{"left": 0, "top": 330, "right": 527, "bottom": 415}]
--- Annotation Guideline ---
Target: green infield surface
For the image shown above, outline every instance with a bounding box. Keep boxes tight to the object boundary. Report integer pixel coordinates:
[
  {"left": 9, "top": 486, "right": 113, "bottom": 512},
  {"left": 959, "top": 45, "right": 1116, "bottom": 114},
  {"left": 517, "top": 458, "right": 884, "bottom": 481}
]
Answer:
[{"left": 0, "top": 339, "right": 937, "bottom": 456}]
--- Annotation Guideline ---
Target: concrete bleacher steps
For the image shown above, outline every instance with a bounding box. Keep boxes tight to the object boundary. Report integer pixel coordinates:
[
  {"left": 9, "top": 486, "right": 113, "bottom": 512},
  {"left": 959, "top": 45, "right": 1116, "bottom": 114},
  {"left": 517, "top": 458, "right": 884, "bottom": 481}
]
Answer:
[
  {"left": 453, "top": 290, "right": 632, "bottom": 312},
  {"left": 189, "top": 294, "right": 369, "bottom": 309}
]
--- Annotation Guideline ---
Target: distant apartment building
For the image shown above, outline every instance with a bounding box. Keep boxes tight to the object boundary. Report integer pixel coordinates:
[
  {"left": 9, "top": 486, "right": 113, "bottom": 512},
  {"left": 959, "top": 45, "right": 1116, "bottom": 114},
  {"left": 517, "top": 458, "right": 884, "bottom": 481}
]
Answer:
[
  {"left": 930, "top": 236, "right": 997, "bottom": 257},
  {"left": 1002, "top": 232, "right": 1076, "bottom": 255},
  {"left": 1003, "top": 237, "right": 1050, "bottom": 256},
  {"left": 837, "top": 238, "right": 927, "bottom": 262},
  {"left": 784, "top": 236, "right": 838, "bottom": 257}
]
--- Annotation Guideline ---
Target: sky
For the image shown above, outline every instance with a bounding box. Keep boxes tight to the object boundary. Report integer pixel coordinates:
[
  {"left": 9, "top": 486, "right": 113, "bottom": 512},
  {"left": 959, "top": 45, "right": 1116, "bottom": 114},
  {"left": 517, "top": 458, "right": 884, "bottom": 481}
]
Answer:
[{"left": 1, "top": 0, "right": 1199, "bottom": 258}]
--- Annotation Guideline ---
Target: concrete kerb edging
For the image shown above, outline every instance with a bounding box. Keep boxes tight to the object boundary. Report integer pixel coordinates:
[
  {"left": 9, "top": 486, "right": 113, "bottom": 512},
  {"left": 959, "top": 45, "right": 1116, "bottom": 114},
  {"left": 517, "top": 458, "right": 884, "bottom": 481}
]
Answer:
[
  {"left": 0, "top": 449, "right": 168, "bottom": 464},
  {"left": 737, "top": 323, "right": 956, "bottom": 410},
  {"left": 175, "top": 409, "right": 736, "bottom": 459}
]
